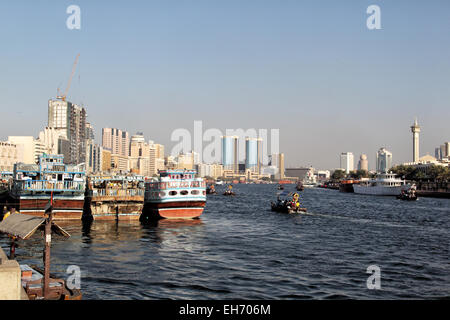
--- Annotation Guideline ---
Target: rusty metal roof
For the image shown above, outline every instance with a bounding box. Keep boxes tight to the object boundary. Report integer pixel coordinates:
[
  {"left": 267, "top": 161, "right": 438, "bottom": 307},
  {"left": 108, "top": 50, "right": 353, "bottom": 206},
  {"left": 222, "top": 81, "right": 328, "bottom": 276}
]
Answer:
[{"left": 0, "top": 214, "right": 70, "bottom": 240}]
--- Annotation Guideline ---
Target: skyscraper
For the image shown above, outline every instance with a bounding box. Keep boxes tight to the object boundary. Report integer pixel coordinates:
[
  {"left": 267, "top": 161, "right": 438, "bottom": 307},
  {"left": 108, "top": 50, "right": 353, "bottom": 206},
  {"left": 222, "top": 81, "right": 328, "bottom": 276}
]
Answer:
[
  {"left": 340, "top": 152, "right": 354, "bottom": 174},
  {"left": 221, "top": 136, "right": 239, "bottom": 173},
  {"left": 102, "top": 128, "right": 130, "bottom": 157},
  {"left": 129, "top": 133, "right": 150, "bottom": 176},
  {"left": 440, "top": 144, "right": 447, "bottom": 159},
  {"left": 48, "top": 99, "right": 87, "bottom": 164},
  {"left": 410, "top": 118, "right": 421, "bottom": 163},
  {"left": 358, "top": 154, "right": 369, "bottom": 171},
  {"left": 245, "top": 137, "right": 262, "bottom": 173},
  {"left": 270, "top": 153, "right": 285, "bottom": 179},
  {"left": 376, "top": 148, "right": 393, "bottom": 173},
  {"left": 435, "top": 147, "right": 442, "bottom": 160}
]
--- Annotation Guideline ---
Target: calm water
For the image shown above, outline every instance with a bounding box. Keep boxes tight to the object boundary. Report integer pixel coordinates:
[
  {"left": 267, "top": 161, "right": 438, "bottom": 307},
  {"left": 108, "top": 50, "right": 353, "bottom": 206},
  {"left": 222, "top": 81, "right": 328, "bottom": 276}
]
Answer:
[{"left": 1, "top": 185, "right": 449, "bottom": 299}]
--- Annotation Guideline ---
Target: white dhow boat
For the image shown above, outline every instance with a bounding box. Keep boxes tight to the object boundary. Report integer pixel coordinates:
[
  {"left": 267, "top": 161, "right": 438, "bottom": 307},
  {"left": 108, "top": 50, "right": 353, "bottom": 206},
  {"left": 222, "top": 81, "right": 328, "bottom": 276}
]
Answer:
[{"left": 353, "top": 172, "right": 410, "bottom": 196}]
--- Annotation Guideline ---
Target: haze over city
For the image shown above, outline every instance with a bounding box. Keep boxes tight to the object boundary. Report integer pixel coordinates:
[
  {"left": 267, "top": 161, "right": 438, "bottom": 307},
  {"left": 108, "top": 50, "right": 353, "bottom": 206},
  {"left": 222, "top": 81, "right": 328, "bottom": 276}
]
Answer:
[{"left": 1, "top": 0, "right": 449, "bottom": 169}]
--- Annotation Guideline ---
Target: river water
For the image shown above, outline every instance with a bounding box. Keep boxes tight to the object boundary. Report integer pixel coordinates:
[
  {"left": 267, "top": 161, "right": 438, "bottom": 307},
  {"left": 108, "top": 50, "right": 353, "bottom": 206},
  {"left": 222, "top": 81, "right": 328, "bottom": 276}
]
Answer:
[{"left": 1, "top": 185, "right": 449, "bottom": 299}]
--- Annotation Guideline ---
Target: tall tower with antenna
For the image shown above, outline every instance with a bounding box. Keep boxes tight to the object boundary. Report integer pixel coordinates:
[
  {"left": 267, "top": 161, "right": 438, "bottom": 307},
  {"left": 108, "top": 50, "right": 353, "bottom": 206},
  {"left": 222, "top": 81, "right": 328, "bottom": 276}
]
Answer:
[{"left": 410, "top": 118, "right": 421, "bottom": 163}]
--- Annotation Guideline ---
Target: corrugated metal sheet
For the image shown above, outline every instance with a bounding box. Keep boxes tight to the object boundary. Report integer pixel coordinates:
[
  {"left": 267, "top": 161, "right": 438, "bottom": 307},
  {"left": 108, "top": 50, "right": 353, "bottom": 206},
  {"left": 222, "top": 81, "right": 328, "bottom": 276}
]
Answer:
[{"left": 0, "top": 214, "right": 70, "bottom": 239}]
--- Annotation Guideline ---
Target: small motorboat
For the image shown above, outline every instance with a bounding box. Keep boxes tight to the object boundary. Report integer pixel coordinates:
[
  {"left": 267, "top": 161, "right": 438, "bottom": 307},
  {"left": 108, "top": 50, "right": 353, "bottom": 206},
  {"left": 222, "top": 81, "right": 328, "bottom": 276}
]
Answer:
[
  {"left": 223, "top": 185, "right": 235, "bottom": 196},
  {"left": 397, "top": 191, "right": 418, "bottom": 201},
  {"left": 397, "top": 185, "right": 418, "bottom": 201},
  {"left": 271, "top": 191, "right": 307, "bottom": 214},
  {"left": 206, "top": 185, "right": 217, "bottom": 194},
  {"left": 271, "top": 202, "right": 307, "bottom": 214},
  {"left": 278, "top": 184, "right": 284, "bottom": 190}
]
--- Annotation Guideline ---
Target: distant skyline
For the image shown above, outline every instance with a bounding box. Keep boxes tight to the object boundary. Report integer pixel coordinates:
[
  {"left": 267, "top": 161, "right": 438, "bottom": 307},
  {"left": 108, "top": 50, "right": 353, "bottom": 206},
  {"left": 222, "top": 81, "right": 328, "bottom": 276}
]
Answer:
[{"left": 1, "top": 1, "right": 449, "bottom": 170}]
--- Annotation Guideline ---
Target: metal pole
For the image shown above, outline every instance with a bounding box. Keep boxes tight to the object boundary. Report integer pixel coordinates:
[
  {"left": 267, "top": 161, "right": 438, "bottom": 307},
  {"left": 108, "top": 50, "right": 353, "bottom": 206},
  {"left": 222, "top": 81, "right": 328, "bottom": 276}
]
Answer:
[
  {"left": 43, "top": 193, "right": 53, "bottom": 299},
  {"left": 43, "top": 212, "right": 52, "bottom": 299}
]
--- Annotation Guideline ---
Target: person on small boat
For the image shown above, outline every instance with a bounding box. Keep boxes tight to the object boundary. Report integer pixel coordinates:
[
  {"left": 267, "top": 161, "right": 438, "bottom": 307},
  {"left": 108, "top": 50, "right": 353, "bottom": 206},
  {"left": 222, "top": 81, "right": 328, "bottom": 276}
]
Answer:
[
  {"left": 224, "top": 185, "right": 235, "bottom": 196},
  {"left": 206, "top": 184, "right": 216, "bottom": 194}
]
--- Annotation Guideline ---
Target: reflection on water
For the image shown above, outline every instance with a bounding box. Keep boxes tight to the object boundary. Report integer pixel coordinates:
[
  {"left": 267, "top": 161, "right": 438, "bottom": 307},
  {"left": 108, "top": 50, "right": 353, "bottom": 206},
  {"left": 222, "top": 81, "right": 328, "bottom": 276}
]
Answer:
[{"left": 1, "top": 185, "right": 449, "bottom": 300}]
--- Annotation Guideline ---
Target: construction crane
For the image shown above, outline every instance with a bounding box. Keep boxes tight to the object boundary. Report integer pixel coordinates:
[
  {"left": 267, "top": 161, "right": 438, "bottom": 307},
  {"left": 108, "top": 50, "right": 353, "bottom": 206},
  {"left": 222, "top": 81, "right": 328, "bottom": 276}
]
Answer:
[{"left": 57, "top": 53, "right": 80, "bottom": 102}]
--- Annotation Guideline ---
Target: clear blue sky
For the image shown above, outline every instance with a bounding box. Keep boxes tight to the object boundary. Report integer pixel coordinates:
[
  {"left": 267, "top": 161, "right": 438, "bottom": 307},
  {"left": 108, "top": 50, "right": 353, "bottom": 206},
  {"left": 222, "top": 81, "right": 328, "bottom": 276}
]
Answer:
[{"left": 1, "top": 0, "right": 449, "bottom": 169}]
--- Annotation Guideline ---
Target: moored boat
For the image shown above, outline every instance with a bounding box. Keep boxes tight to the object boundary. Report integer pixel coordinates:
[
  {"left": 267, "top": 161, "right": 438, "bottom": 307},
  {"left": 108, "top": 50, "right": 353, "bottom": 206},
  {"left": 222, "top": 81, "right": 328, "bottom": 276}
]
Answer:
[
  {"left": 339, "top": 179, "right": 360, "bottom": 193},
  {"left": 9, "top": 154, "right": 85, "bottom": 220},
  {"left": 142, "top": 170, "right": 206, "bottom": 220},
  {"left": 353, "top": 173, "right": 410, "bottom": 196},
  {"left": 84, "top": 175, "right": 145, "bottom": 220}
]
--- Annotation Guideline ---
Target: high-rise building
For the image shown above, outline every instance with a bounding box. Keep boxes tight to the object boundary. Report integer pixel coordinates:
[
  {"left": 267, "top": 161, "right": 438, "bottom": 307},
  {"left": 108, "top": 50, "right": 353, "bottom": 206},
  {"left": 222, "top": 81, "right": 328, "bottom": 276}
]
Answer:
[
  {"left": 221, "top": 136, "right": 239, "bottom": 173},
  {"left": 357, "top": 154, "right": 369, "bottom": 171},
  {"left": 7, "top": 136, "right": 43, "bottom": 164},
  {"left": 376, "top": 148, "right": 393, "bottom": 173},
  {"left": 102, "top": 128, "right": 129, "bottom": 157},
  {"left": 435, "top": 147, "right": 442, "bottom": 160},
  {"left": 440, "top": 144, "right": 446, "bottom": 159},
  {"left": 0, "top": 142, "right": 19, "bottom": 172},
  {"left": 445, "top": 142, "right": 450, "bottom": 158},
  {"left": 340, "top": 152, "right": 354, "bottom": 174},
  {"left": 176, "top": 152, "right": 195, "bottom": 170},
  {"left": 245, "top": 137, "right": 262, "bottom": 173},
  {"left": 37, "top": 127, "right": 60, "bottom": 155},
  {"left": 155, "top": 144, "right": 164, "bottom": 160},
  {"left": 410, "top": 118, "right": 421, "bottom": 163},
  {"left": 85, "top": 122, "right": 95, "bottom": 141},
  {"left": 149, "top": 144, "right": 158, "bottom": 174},
  {"left": 129, "top": 133, "right": 150, "bottom": 176},
  {"left": 48, "top": 99, "right": 87, "bottom": 164},
  {"left": 270, "top": 153, "right": 285, "bottom": 179},
  {"left": 101, "top": 149, "right": 112, "bottom": 172},
  {"left": 86, "top": 142, "right": 103, "bottom": 174}
]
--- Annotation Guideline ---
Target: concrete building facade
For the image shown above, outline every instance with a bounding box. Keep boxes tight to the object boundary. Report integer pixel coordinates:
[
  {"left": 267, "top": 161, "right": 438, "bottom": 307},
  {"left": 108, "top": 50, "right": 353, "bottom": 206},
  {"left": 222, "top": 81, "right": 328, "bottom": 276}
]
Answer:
[
  {"left": 0, "top": 142, "right": 19, "bottom": 172},
  {"left": 358, "top": 154, "right": 369, "bottom": 171},
  {"left": 102, "top": 128, "right": 130, "bottom": 158},
  {"left": 376, "top": 147, "right": 393, "bottom": 173},
  {"left": 340, "top": 152, "right": 354, "bottom": 174},
  {"left": 48, "top": 99, "right": 87, "bottom": 164}
]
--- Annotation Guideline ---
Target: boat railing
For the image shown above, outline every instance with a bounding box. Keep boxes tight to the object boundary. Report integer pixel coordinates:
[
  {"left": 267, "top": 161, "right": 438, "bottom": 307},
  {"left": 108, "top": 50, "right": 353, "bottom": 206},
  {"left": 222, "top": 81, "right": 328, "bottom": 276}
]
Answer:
[
  {"left": 92, "top": 188, "right": 145, "bottom": 197},
  {"left": 15, "top": 180, "right": 86, "bottom": 192}
]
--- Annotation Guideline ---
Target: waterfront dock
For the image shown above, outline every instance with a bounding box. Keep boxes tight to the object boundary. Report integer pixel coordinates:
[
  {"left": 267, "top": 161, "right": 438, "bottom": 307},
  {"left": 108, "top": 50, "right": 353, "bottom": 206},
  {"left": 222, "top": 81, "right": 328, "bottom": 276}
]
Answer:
[{"left": 0, "top": 247, "right": 28, "bottom": 300}]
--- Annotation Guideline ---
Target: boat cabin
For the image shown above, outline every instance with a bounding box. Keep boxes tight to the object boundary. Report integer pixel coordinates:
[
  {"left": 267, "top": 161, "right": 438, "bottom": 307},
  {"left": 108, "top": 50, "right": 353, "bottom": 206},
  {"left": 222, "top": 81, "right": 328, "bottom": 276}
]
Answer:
[{"left": 12, "top": 154, "right": 85, "bottom": 194}]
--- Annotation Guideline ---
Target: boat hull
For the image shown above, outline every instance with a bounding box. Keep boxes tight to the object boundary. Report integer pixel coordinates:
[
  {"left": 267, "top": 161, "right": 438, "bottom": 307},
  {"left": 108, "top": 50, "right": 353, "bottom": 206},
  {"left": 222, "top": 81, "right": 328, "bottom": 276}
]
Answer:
[
  {"left": 85, "top": 195, "right": 144, "bottom": 221},
  {"left": 339, "top": 183, "right": 356, "bottom": 193},
  {"left": 271, "top": 203, "right": 307, "bottom": 214},
  {"left": 353, "top": 184, "right": 409, "bottom": 196},
  {"left": 142, "top": 201, "right": 206, "bottom": 220},
  {"left": 10, "top": 194, "right": 84, "bottom": 220}
]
